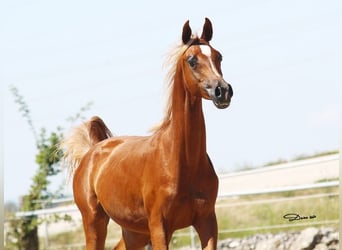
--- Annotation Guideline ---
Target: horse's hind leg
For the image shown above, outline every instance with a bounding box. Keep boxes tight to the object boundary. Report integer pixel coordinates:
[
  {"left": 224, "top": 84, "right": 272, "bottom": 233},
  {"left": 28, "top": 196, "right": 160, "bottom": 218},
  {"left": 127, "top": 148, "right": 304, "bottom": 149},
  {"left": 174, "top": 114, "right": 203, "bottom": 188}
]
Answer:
[{"left": 79, "top": 199, "right": 109, "bottom": 250}]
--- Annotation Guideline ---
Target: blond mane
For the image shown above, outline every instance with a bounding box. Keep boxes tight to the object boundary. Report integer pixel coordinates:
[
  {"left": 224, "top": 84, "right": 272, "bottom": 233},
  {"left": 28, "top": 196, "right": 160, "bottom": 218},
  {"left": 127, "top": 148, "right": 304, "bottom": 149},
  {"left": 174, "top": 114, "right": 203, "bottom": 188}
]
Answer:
[{"left": 151, "top": 37, "right": 198, "bottom": 132}]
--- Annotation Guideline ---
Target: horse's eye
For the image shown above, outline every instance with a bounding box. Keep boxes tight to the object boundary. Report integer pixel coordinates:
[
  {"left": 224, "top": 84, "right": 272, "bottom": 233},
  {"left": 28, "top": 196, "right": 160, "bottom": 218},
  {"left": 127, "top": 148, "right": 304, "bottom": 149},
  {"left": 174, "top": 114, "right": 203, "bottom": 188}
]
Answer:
[
  {"left": 187, "top": 56, "right": 198, "bottom": 68},
  {"left": 217, "top": 53, "right": 223, "bottom": 62}
]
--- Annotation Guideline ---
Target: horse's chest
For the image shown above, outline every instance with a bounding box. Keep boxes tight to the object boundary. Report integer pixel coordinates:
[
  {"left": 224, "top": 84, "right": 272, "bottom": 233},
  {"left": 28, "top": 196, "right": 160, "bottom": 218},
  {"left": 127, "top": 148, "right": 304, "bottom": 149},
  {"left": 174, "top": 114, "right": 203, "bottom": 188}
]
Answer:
[
  {"left": 173, "top": 181, "right": 216, "bottom": 216},
  {"left": 159, "top": 192, "right": 209, "bottom": 231},
  {"left": 188, "top": 188, "right": 215, "bottom": 211},
  {"left": 192, "top": 190, "right": 212, "bottom": 209}
]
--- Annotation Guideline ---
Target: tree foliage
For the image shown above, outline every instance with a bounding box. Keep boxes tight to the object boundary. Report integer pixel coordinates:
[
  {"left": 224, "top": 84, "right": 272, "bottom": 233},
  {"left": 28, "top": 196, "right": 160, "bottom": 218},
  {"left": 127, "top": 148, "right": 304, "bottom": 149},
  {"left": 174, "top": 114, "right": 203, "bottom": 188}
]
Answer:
[{"left": 6, "top": 86, "right": 91, "bottom": 250}]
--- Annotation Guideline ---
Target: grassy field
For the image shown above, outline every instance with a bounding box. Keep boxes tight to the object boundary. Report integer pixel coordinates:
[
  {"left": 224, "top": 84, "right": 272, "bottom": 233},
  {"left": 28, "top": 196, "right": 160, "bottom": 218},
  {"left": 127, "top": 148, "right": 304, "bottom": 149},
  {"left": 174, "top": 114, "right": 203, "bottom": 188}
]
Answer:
[
  {"left": 215, "top": 187, "right": 338, "bottom": 237},
  {"left": 40, "top": 186, "right": 339, "bottom": 249}
]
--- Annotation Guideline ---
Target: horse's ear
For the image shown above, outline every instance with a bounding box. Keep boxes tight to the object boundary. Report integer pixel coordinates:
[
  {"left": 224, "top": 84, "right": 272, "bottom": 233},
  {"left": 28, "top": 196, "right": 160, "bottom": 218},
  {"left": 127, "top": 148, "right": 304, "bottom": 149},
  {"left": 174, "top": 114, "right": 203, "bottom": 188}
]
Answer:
[
  {"left": 200, "top": 17, "right": 213, "bottom": 42},
  {"left": 182, "top": 20, "right": 192, "bottom": 44}
]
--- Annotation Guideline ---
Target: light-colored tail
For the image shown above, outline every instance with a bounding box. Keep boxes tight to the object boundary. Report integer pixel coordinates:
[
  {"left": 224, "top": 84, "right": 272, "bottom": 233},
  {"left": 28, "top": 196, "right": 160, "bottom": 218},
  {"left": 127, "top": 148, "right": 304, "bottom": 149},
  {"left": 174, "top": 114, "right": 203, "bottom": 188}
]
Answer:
[{"left": 60, "top": 116, "right": 113, "bottom": 179}]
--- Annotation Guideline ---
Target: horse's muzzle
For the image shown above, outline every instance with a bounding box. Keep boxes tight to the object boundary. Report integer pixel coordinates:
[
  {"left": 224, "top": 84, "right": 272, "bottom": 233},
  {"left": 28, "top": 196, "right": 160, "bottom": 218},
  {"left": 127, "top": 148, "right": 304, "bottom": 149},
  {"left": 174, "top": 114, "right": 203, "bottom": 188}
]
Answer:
[{"left": 210, "top": 80, "right": 233, "bottom": 109}]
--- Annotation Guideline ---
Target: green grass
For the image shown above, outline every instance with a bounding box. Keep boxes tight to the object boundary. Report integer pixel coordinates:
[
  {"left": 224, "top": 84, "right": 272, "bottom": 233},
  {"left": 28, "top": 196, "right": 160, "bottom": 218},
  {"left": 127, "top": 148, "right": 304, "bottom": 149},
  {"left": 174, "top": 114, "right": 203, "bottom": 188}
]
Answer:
[
  {"left": 40, "top": 187, "right": 339, "bottom": 249},
  {"left": 215, "top": 186, "right": 339, "bottom": 239}
]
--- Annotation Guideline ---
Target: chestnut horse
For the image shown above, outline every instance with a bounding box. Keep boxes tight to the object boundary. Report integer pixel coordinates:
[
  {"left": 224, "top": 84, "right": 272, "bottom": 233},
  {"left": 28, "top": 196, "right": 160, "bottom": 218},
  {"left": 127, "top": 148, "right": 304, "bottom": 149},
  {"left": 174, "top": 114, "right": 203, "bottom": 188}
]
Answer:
[{"left": 61, "top": 18, "right": 233, "bottom": 250}]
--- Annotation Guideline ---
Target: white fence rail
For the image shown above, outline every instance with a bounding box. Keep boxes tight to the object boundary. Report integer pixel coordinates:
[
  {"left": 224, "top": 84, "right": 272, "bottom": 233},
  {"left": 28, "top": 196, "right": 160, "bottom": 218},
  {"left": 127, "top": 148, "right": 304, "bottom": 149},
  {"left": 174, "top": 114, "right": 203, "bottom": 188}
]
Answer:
[
  {"left": 15, "top": 153, "right": 340, "bottom": 218},
  {"left": 15, "top": 180, "right": 339, "bottom": 218},
  {"left": 218, "top": 180, "right": 339, "bottom": 198},
  {"left": 218, "top": 153, "right": 339, "bottom": 197}
]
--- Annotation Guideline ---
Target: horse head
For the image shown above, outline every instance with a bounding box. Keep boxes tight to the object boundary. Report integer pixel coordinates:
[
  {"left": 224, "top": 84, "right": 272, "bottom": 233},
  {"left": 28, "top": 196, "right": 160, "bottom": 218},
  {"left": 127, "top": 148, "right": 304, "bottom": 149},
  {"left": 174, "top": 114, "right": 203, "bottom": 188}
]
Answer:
[{"left": 181, "top": 18, "right": 233, "bottom": 109}]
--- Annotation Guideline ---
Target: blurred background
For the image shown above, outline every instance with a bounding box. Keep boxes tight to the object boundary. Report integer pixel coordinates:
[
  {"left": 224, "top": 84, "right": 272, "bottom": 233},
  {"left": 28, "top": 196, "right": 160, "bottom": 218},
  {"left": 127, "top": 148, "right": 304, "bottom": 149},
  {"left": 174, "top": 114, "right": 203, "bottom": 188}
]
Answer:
[{"left": 2, "top": 0, "right": 340, "bottom": 249}]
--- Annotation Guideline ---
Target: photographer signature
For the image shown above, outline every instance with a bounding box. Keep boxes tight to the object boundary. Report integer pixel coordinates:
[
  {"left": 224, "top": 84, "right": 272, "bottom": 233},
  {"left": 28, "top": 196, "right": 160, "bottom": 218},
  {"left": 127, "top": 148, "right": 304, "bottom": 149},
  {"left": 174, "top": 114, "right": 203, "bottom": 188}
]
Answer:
[{"left": 283, "top": 213, "right": 316, "bottom": 222}]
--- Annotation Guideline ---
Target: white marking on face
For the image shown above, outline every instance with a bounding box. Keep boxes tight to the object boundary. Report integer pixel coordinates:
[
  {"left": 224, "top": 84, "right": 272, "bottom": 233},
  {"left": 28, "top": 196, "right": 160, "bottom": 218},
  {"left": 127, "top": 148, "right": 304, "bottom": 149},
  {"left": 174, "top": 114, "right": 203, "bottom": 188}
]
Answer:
[
  {"left": 199, "top": 45, "right": 221, "bottom": 77},
  {"left": 200, "top": 45, "right": 211, "bottom": 57}
]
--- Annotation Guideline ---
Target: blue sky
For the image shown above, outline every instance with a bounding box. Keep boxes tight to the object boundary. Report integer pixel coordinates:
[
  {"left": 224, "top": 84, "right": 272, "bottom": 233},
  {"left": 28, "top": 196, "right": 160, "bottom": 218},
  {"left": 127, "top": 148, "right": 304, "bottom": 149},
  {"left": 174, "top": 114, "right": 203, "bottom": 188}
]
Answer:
[{"left": 2, "top": 1, "right": 341, "bottom": 203}]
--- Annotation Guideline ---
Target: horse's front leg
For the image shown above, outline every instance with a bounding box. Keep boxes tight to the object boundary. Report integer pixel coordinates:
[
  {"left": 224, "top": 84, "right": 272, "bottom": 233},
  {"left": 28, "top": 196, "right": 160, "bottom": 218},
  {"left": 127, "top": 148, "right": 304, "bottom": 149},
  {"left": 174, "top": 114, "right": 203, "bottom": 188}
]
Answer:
[
  {"left": 148, "top": 212, "right": 171, "bottom": 250},
  {"left": 148, "top": 221, "right": 169, "bottom": 249},
  {"left": 193, "top": 212, "right": 218, "bottom": 250}
]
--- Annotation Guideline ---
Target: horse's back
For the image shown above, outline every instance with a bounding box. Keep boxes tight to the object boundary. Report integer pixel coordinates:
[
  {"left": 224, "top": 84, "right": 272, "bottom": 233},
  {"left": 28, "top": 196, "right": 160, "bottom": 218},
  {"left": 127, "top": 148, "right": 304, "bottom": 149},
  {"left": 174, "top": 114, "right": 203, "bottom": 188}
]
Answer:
[{"left": 74, "top": 135, "right": 150, "bottom": 189}]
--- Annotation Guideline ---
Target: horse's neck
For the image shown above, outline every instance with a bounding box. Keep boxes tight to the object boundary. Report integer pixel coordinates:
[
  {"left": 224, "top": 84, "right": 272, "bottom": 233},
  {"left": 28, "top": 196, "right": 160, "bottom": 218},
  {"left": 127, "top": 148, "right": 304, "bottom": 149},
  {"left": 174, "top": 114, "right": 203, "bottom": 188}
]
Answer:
[{"left": 167, "top": 71, "right": 207, "bottom": 169}]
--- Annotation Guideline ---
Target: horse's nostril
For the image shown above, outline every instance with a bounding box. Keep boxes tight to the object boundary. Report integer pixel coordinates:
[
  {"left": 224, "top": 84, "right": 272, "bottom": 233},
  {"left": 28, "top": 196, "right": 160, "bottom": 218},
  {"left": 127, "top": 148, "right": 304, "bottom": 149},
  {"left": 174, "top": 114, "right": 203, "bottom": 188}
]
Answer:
[
  {"left": 215, "top": 86, "right": 222, "bottom": 98},
  {"left": 229, "top": 84, "right": 233, "bottom": 97}
]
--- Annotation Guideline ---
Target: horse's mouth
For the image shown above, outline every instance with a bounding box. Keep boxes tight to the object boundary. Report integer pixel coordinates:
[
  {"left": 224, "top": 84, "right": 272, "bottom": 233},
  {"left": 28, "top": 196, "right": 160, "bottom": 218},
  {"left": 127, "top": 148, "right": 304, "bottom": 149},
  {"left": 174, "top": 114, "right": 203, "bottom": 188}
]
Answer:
[{"left": 213, "top": 99, "right": 230, "bottom": 109}]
